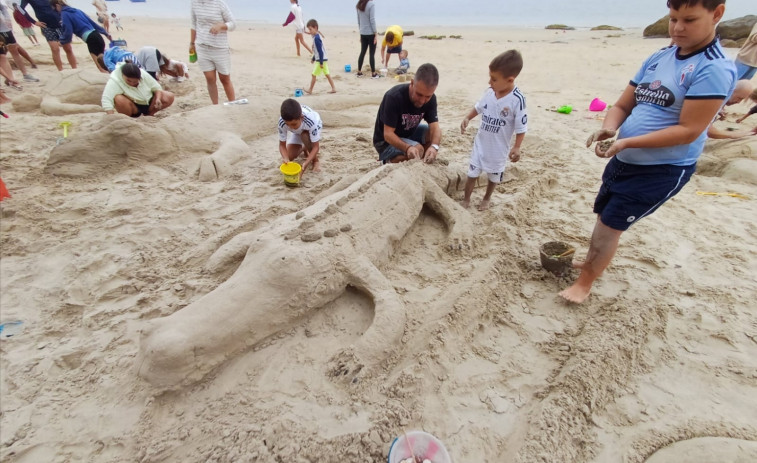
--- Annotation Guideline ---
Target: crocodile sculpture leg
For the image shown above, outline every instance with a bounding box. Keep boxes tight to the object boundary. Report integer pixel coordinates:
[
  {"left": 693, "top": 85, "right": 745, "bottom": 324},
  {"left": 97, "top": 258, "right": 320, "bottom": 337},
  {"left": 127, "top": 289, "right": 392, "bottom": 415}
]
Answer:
[
  {"left": 330, "top": 255, "right": 407, "bottom": 382},
  {"left": 422, "top": 178, "right": 474, "bottom": 251}
]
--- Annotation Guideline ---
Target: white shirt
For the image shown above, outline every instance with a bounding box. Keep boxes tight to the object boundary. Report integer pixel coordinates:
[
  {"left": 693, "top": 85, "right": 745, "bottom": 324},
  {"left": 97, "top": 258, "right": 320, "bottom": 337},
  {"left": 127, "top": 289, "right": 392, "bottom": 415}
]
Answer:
[
  {"left": 290, "top": 4, "right": 304, "bottom": 30},
  {"left": 470, "top": 87, "right": 528, "bottom": 173},
  {"left": 191, "top": 0, "right": 235, "bottom": 49},
  {"left": 278, "top": 105, "right": 323, "bottom": 143}
]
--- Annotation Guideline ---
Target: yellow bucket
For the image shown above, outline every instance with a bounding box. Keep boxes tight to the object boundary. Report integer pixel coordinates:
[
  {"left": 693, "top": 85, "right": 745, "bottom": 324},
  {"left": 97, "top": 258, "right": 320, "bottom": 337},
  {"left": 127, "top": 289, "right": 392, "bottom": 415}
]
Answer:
[{"left": 280, "top": 162, "right": 302, "bottom": 186}]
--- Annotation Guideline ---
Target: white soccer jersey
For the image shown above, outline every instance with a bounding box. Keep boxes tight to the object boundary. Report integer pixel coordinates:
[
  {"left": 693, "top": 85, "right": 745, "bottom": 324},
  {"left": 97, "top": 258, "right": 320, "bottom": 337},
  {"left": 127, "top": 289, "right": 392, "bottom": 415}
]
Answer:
[
  {"left": 278, "top": 105, "right": 323, "bottom": 142},
  {"left": 470, "top": 87, "right": 528, "bottom": 173}
]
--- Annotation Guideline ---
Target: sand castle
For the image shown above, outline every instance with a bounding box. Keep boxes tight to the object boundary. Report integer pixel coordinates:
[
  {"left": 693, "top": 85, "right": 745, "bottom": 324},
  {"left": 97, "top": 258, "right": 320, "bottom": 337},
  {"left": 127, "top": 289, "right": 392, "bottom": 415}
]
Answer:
[{"left": 137, "top": 161, "right": 473, "bottom": 389}]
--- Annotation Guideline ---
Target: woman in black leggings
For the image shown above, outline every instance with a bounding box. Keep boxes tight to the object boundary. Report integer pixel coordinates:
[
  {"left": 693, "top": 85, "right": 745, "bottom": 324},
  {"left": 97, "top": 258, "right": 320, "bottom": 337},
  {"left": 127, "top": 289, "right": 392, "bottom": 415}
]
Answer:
[{"left": 355, "top": 0, "right": 378, "bottom": 78}]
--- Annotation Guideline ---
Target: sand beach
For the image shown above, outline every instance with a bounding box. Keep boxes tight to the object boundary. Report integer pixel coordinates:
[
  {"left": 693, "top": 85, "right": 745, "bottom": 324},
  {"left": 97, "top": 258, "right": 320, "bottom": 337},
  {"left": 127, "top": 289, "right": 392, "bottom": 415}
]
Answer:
[{"left": 1, "top": 16, "right": 756, "bottom": 463}]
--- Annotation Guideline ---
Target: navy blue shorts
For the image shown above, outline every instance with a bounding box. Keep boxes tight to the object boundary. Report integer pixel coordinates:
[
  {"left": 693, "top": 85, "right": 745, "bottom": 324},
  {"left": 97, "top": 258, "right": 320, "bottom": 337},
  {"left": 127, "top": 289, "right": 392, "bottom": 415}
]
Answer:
[
  {"left": 594, "top": 156, "right": 695, "bottom": 231},
  {"left": 377, "top": 123, "right": 428, "bottom": 164}
]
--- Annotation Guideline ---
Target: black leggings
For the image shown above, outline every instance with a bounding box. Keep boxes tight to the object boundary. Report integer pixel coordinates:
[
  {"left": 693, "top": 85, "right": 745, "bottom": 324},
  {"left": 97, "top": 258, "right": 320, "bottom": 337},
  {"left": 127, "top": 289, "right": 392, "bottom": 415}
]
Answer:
[{"left": 357, "top": 34, "right": 376, "bottom": 73}]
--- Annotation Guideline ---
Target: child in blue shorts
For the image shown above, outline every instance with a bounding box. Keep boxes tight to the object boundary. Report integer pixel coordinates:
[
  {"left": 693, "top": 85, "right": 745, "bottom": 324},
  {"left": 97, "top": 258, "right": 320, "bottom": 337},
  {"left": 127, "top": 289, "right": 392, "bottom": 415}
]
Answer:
[
  {"left": 560, "top": 0, "right": 736, "bottom": 304},
  {"left": 303, "top": 19, "right": 336, "bottom": 95}
]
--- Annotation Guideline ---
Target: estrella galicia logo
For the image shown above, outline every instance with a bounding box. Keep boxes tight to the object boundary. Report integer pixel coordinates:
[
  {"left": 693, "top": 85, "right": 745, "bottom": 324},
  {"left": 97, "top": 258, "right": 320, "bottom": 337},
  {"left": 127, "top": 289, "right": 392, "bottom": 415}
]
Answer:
[{"left": 635, "top": 82, "right": 675, "bottom": 107}]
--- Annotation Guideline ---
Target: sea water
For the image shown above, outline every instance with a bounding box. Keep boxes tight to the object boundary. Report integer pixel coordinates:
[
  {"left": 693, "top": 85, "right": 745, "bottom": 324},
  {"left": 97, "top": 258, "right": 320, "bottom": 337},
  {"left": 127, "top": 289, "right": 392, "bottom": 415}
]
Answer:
[{"left": 68, "top": 0, "right": 754, "bottom": 28}]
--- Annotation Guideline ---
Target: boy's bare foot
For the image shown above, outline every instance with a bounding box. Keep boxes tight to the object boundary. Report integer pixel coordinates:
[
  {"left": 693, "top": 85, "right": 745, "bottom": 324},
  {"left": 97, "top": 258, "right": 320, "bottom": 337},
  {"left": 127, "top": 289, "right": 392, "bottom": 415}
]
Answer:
[
  {"left": 461, "top": 199, "right": 470, "bottom": 209},
  {"left": 477, "top": 199, "right": 490, "bottom": 211},
  {"left": 303, "top": 88, "right": 312, "bottom": 95},
  {"left": 328, "top": 89, "right": 336, "bottom": 94},
  {"left": 559, "top": 283, "right": 591, "bottom": 304}
]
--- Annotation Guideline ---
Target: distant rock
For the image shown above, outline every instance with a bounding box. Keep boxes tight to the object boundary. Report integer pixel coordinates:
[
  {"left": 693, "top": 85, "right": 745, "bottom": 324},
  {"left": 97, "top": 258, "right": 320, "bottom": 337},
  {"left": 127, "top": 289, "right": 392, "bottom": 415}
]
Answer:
[
  {"left": 644, "top": 15, "right": 669, "bottom": 38},
  {"left": 719, "top": 38, "right": 739, "bottom": 48},
  {"left": 716, "top": 15, "right": 757, "bottom": 41},
  {"left": 545, "top": 24, "right": 575, "bottom": 31},
  {"left": 591, "top": 25, "right": 623, "bottom": 31}
]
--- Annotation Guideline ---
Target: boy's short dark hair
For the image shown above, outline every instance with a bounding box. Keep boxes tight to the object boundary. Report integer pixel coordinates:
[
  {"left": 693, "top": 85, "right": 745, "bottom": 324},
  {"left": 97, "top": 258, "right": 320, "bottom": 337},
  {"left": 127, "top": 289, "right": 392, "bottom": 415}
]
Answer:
[
  {"left": 280, "top": 98, "right": 303, "bottom": 121},
  {"left": 385, "top": 31, "right": 395, "bottom": 43},
  {"left": 489, "top": 50, "right": 523, "bottom": 79},
  {"left": 666, "top": 0, "right": 725, "bottom": 10},
  {"left": 121, "top": 62, "right": 141, "bottom": 79},
  {"left": 306, "top": 19, "right": 318, "bottom": 29}
]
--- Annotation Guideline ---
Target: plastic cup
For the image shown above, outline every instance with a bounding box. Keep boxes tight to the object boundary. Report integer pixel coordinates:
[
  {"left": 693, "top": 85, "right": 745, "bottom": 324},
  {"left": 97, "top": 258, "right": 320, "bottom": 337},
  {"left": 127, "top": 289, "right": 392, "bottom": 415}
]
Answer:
[
  {"left": 387, "top": 431, "right": 451, "bottom": 463},
  {"left": 557, "top": 105, "right": 572, "bottom": 114}
]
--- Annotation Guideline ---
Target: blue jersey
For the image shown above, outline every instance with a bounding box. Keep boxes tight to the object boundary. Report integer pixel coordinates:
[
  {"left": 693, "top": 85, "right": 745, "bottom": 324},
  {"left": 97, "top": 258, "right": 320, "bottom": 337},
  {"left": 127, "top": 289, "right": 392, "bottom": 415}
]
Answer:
[{"left": 616, "top": 39, "right": 736, "bottom": 166}]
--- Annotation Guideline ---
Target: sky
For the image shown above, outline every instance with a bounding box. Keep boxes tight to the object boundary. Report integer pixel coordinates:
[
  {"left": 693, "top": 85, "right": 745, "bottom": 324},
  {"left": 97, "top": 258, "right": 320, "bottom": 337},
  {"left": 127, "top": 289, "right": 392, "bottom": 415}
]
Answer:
[{"left": 64, "top": 0, "right": 756, "bottom": 28}]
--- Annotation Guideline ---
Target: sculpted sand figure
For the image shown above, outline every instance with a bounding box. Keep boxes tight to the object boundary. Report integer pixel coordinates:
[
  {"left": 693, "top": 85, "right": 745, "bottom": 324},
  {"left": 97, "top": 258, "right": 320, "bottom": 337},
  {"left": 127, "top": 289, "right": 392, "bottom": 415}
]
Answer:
[{"left": 137, "top": 161, "right": 473, "bottom": 389}]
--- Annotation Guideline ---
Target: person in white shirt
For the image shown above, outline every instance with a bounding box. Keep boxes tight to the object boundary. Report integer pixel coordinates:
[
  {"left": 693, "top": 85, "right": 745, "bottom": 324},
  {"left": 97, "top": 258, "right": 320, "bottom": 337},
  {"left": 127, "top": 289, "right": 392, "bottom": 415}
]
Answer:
[
  {"left": 190, "top": 0, "right": 235, "bottom": 104},
  {"left": 460, "top": 50, "right": 528, "bottom": 211},
  {"left": 282, "top": 0, "right": 311, "bottom": 57}
]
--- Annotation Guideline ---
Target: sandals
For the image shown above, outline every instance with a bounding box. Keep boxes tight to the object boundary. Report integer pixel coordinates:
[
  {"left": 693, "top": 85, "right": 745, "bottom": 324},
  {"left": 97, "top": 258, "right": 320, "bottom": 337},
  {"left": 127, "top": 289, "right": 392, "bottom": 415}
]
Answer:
[{"left": 4, "top": 80, "right": 23, "bottom": 91}]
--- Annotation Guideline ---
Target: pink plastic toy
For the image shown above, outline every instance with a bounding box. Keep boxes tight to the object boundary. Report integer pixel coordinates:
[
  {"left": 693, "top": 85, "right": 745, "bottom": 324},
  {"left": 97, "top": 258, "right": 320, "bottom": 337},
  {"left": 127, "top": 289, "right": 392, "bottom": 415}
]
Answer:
[{"left": 589, "top": 98, "right": 607, "bottom": 112}]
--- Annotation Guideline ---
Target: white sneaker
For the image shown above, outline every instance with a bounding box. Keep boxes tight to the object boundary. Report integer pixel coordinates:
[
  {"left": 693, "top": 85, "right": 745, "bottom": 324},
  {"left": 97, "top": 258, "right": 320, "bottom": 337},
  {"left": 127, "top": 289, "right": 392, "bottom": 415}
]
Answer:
[{"left": 23, "top": 74, "right": 39, "bottom": 82}]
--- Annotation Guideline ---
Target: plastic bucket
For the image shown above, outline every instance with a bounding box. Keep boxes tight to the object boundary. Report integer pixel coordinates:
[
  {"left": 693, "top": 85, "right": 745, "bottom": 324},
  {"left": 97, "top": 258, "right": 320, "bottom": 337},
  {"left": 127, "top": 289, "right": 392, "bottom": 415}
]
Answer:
[
  {"left": 345, "top": 64, "right": 351, "bottom": 72},
  {"left": 294, "top": 88, "right": 304, "bottom": 97},
  {"left": 280, "top": 162, "right": 302, "bottom": 187},
  {"left": 539, "top": 241, "right": 574, "bottom": 276},
  {"left": 387, "top": 431, "right": 452, "bottom": 463}
]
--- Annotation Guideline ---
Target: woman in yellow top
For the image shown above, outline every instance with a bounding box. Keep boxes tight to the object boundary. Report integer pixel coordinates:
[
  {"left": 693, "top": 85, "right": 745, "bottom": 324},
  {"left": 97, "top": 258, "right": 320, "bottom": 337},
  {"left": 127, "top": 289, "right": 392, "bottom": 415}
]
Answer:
[{"left": 381, "top": 24, "right": 402, "bottom": 68}]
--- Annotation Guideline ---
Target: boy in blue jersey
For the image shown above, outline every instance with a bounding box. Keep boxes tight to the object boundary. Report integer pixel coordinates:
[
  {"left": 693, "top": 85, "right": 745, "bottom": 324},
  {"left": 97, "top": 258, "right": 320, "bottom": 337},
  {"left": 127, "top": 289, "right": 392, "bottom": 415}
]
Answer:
[
  {"left": 278, "top": 98, "right": 324, "bottom": 175},
  {"left": 303, "top": 19, "right": 336, "bottom": 95},
  {"left": 560, "top": 0, "right": 736, "bottom": 304}
]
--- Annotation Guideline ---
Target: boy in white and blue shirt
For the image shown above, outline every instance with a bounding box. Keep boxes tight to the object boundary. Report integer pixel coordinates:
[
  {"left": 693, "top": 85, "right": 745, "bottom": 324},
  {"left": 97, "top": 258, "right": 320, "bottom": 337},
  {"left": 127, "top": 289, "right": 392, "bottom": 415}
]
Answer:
[
  {"left": 278, "top": 98, "right": 324, "bottom": 175},
  {"left": 460, "top": 50, "right": 528, "bottom": 211}
]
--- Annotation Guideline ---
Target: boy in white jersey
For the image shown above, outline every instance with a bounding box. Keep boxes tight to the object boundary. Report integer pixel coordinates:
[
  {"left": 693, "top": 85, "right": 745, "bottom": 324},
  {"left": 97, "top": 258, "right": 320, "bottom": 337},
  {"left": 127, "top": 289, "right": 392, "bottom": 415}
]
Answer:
[
  {"left": 560, "top": 0, "right": 736, "bottom": 304},
  {"left": 460, "top": 50, "right": 528, "bottom": 211},
  {"left": 278, "top": 98, "right": 324, "bottom": 175}
]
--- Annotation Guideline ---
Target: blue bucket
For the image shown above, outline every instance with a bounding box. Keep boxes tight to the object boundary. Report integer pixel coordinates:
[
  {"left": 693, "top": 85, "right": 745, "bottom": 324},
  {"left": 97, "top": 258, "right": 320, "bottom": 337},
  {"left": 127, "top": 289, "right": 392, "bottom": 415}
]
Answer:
[{"left": 344, "top": 64, "right": 351, "bottom": 72}]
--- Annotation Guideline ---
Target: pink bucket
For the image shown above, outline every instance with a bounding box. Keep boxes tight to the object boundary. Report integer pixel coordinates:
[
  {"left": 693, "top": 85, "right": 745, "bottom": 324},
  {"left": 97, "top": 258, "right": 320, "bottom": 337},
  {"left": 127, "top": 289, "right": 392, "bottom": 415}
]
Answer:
[{"left": 589, "top": 98, "right": 607, "bottom": 112}]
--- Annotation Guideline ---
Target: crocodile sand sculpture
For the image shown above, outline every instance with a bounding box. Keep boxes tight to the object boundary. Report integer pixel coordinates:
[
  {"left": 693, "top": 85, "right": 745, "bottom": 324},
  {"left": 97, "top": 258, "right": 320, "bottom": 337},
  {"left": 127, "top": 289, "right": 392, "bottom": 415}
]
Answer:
[{"left": 137, "top": 161, "right": 473, "bottom": 389}]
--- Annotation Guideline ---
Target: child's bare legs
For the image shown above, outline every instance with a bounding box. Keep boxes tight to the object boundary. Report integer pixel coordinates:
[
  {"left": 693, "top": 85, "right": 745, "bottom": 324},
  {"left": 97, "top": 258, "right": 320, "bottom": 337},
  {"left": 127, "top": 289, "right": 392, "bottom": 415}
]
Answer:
[
  {"left": 461, "top": 176, "right": 476, "bottom": 209},
  {"left": 203, "top": 70, "right": 219, "bottom": 104},
  {"left": 304, "top": 74, "right": 317, "bottom": 94},
  {"left": 47, "top": 40, "right": 64, "bottom": 71},
  {"left": 295, "top": 33, "right": 312, "bottom": 56},
  {"left": 325, "top": 74, "right": 336, "bottom": 93},
  {"left": 559, "top": 216, "right": 623, "bottom": 304},
  {"left": 478, "top": 181, "right": 497, "bottom": 211},
  {"left": 285, "top": 142, "right": 304, "bottom": 161}
]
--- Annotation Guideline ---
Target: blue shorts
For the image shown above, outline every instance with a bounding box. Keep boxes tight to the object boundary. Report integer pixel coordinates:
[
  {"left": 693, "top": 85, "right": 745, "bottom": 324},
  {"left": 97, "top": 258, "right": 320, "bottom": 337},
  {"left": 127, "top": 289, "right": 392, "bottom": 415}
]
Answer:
[
  {"left": 734, "top": 59, "right": 757, "bottom": 81},
  {"left": 387, "top": 45, "right": 402, "bottom": 54},
  {"left": 593, "top": 156, "right": 695, "bottom": 231},
  {"left": 378, "top": 124, "right": 428, "bottom": 164}
]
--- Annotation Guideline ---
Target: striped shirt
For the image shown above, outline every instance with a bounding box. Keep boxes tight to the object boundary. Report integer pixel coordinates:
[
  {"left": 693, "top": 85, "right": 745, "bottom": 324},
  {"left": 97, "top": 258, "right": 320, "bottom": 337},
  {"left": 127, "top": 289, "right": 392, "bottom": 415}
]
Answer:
[
  {"left": 191, "top": 0, "right": 235, "bottom": 49},
  {"left": 278, "top": 105, "right": 323, "bottom": 143},
  {"left": 470, "top": 86, "right": 528, "bottom": 173}
]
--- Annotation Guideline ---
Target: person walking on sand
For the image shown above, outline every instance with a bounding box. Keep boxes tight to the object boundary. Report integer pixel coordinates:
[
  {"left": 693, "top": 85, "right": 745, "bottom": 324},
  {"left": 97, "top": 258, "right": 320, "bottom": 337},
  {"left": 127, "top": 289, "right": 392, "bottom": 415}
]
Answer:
[
  {"left": 282, "top": 0, "right": 311, "bottom": 57},
  {"left": 560, "top": 0, "right": 736, "bottom": 304},
  {"left": 355, "top": 0, "right": 378, "bottom": 78},
  {"left": 303, "top": 19, "right": 336, "bottom": 95},
  {"left": 110, "top": 13, "right": 122, "bottom": 32},
  {"left": 0, "top": 35, "right": 24, "bottom": 90},
  {"left": 460, "top": 50, "right": 528, "bottom": 211},
  {"left": 11, "top": 3, "right": 39, "bottom": 46},
  {"left": 0, "top": 2, "right": 38, "bottom": 82},
  {"left": 18, "top": 0, "right": 77, "bottom": 71},
  {"left": 190, "top": 0, "right": 236, "bottom": 105}
]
